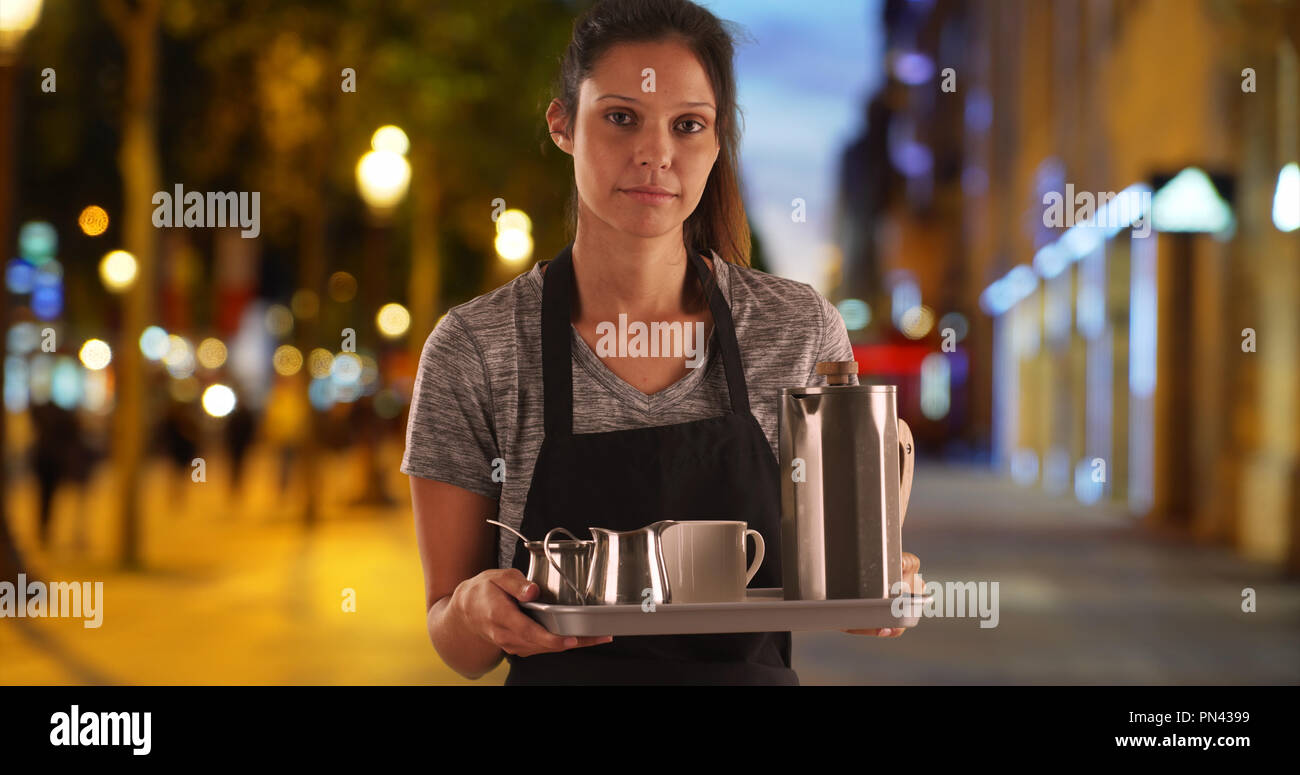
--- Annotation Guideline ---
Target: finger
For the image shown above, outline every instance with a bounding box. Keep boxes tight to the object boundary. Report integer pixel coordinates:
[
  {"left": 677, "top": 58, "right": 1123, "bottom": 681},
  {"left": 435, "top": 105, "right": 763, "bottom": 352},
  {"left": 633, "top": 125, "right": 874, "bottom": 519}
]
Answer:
[
  {"left": 901, "top": 553, "right": 920, "bottom": 573},
  {"left": 500, "top": 609, "right": 575, "bottom": 651},
  {"left": 841, "top": 628, "right": 887, "bottom": 635},
  {"left": 490, "top": 570, "right": 537, "bottom": 602},
  {"left": 886, "top": 627, "right": 907, "bottom": 638}
]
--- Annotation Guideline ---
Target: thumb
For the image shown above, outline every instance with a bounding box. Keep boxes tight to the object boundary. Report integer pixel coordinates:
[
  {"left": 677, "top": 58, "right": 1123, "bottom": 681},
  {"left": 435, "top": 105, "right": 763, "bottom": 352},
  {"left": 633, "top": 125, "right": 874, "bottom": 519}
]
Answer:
[{"left": 499, "top": 570, "right": 537, "bottom": 601}]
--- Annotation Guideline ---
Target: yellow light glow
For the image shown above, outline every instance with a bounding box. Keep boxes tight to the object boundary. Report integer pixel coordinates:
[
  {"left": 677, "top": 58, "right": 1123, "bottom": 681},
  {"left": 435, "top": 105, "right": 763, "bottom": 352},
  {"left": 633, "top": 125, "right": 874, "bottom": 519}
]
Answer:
[
  {"left": 356, "top": 149, "right": 412, "bottom": 211},
  {"left": 496, "top": 208, "right": 532, "bottom": 235},
  {"left": 328, "top": 272, "right": 357, "bottom": 302},
  {"left": 78, "top": 205, "right": 109, "bottom": 236},
  {"left": 495, "top": 228, "right": 533, "bottom": 263},
  {"left": 900, "top": 305, "right": 935, "bottom": 340},
  {"left": 78, "top": 338, "right": 112, "bottom": 370},
  {"left": 99, "top": 250, "right": 138, "bottom": 291},
  {"left": 273, "top": 345, "right": 304, "bottom": 376},
  {"left": 0, "top": 0, "right": 43, "bottom": 50},
  {"left": 197, "top": 337, "right": 228, "bottom": 369},
  {"left": 264, "top": 304, "right": 293, "bottom": 337},
  {"left": 202, "top": 384, "right": 237, "bottom": 417},
  {"left": 163, "top": 335, "right": 191, "bottom": 366},
  {"left": 307, "top": 348, "right": 334, "bottom": 378},
  {"left": 371, "top": 125, "right": 410, "bottom": 155},
  {"left": 376, "top": 302, "right": 411, "bottom": 338}
]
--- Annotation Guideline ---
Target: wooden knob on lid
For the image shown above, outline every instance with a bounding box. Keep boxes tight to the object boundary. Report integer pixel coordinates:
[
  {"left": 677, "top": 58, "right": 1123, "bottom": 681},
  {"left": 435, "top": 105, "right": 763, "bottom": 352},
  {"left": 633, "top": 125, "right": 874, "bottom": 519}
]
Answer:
[{"left": 815, "top": 360, "right": 858, "bottom": 385}]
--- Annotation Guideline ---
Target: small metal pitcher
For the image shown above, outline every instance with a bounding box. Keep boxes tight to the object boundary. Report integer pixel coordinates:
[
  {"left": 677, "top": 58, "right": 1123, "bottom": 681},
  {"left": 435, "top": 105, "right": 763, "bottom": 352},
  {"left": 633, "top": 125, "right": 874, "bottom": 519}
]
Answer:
[
  {"left": 552, "top": 521, "right": 677, "bottom": 605},
  {"left": 530, "top": 528, "right": 593, "bottom": 605}
]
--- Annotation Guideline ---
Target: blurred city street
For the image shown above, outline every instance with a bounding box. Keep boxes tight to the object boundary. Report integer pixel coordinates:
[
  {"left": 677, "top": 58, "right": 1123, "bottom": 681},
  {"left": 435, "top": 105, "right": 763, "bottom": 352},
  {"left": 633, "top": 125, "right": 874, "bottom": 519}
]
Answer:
[{"left": 5, "top": 454, "right": 1296, "bottom": 686}]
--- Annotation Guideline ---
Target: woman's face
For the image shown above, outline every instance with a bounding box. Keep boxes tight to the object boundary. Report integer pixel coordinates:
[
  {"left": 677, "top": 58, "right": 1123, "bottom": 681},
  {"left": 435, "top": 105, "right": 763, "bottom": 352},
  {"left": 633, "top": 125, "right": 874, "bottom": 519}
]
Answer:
[{"left": 548, "top": 39, "right": 721, "bottom": 239}]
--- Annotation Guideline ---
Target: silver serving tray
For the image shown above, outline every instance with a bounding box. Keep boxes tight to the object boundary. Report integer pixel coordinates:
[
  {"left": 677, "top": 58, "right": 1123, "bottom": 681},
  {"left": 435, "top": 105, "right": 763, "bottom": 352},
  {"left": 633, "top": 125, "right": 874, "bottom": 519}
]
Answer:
[{"left": 521, "top": 588, "right": 930, "bottom": 636}]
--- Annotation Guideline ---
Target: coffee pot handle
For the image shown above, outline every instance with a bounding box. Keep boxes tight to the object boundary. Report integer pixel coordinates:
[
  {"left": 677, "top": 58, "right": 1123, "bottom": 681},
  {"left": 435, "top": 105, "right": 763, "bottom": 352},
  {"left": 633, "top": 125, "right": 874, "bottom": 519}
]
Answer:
[
  {"left": 898, "top": 419, "right": 915, "bottom": 525},
  {"left": 543, "top": 527, "right": 587, "bottom": 606}
]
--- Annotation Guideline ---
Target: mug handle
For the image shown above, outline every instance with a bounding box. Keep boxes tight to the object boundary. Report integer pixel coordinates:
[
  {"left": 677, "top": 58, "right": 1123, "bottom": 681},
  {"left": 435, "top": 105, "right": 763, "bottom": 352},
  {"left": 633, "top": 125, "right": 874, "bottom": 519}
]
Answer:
[
  {"left": 898, "top": 419, "right": 915, "bottom": 525},
  {"left": 743, "top": 529, "right": 765, "bottom": 585},
  {"left": 543, "top": 527, "right": 587, "bottom": 606}
]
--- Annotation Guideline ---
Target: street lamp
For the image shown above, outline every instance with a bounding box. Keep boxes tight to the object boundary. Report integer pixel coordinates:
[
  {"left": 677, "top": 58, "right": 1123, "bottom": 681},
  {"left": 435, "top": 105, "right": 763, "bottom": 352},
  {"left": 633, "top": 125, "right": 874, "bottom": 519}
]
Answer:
[
  {"left": 356, "top": 125, "right": 411, "bottom": 218},
  {"left": 351, "top": 126, "right": 411, "bottom": 508},
  {"left": 0, "top": 0, "right": 43, "bottom": 57}
]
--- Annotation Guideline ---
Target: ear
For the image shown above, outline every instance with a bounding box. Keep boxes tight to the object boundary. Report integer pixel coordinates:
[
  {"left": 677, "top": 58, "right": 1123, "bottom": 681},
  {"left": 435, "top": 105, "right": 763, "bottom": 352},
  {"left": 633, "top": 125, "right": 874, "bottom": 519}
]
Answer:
[{"left": 546, "top": 99, "right": 574, "bottom": 156}]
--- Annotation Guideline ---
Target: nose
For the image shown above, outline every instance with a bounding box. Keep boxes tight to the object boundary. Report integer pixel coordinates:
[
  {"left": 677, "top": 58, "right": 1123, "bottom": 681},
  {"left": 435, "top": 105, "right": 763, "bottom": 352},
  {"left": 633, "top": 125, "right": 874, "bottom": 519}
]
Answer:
[{"left": 635, "top": 124, "right": 672, "bottom": 169}]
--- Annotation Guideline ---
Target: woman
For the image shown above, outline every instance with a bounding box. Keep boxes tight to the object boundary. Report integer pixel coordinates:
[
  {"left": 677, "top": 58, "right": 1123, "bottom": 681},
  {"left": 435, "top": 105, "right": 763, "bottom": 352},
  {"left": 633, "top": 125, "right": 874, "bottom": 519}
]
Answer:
[{"left": 402, "top": 0, "right": 922, "bottom": 685}]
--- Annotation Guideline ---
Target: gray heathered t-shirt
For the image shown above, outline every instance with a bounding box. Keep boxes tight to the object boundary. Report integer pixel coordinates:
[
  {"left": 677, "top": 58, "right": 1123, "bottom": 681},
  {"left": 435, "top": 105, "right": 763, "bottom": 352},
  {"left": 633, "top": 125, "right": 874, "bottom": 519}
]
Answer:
[{"left": 400, "top": 249, "right": 859, "bottom": 571}]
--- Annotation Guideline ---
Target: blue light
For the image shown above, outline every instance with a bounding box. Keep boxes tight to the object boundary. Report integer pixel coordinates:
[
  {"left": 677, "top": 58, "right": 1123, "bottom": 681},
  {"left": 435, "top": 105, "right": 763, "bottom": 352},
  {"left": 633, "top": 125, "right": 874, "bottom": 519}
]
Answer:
[
  {"left": 6, "top": 259, "right": 35, "bottom": 293},
  {"left": 836, "top": 298, "right": 871, "bottom": 330},
  {"left": 32, "top": 285, "right": 63, "bottom": 320},
  {"left": 18, "top": 222, "right": 57, "bottom": 264},
  {"left": 892, "top": 51, "right": 935, "bottom": 85}
]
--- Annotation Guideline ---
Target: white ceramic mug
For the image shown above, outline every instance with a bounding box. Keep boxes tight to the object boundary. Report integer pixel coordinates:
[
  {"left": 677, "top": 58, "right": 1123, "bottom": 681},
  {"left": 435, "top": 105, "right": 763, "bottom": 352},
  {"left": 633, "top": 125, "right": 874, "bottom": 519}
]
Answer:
[{"left": 660, "top": 520, "right": 764, "bottom": 603}]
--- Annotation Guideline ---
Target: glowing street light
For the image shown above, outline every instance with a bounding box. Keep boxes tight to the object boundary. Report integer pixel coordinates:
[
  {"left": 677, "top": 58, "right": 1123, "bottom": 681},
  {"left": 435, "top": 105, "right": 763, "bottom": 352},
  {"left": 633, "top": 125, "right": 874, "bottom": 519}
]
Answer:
[
  {"left": 1273, "top": 162, "right": 1299, "bottom": 233},
  {"left": 0, "top": 0, "right": 43, "bottom": 54},
  {"left": 356, "top": 126, "right": 411, "bottom": 215},
  {"left": 99, "top": 249, "right": 138, "bottom": 291},
  {"left": 78, "top": 339, "right": 112, "bottom": 370},
  {"left": 376, "top": 302, "right": 411, "bottom": 339},
  {"left": 201, "top": 384, "right": 236, "bottom": 418}
]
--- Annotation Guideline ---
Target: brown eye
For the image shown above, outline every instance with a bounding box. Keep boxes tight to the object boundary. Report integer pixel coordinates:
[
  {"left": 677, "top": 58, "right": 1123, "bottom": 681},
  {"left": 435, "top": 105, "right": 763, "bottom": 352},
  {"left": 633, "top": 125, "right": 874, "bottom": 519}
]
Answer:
[
  {"left": 607, "top": 111, "right": 634, "bottom": 126},
  {"left": 679, "top": 119, "right": 706, "bottom": 134}
]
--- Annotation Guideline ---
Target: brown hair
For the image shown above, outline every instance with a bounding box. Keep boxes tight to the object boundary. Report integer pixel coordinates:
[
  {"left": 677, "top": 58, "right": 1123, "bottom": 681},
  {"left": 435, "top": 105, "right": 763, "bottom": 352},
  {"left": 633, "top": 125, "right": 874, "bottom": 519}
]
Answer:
[{"left": 546, "top": 0, "right": 753, "bottom": 267}]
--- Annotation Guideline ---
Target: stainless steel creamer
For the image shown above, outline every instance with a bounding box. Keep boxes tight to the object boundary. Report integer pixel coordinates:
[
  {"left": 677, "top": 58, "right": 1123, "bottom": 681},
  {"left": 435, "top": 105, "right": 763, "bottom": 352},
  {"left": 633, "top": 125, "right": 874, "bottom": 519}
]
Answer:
[{"left": 779, "top": 361, "right": 914, "bottom": 600}]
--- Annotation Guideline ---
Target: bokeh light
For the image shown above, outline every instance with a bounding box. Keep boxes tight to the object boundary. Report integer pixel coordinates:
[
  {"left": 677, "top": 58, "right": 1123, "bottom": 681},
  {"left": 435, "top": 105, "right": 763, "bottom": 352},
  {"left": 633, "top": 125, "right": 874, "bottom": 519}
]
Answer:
[
  {"left": 376, "top": 302, "right": 411, "bottom": 338},
  {"left": 356, "top": 148, "right": 412, "bottom": 211},
  {"left": 201, "top": 384, "right": 237, "bottom": 417},
  {"left": 900, "top": 305, "right": 935, "bottom": 340},
  {"left": 328, "top": 272, "right": 357, "bottom": 302},
  {"left": 163, "top": 335, "right": 196, "bottom": 378},
  {"left": 197, "top": 337, "right": 228, "bottom": 369},
  {"left": 78, "top": 205, "right": 110, "bottom": 236},
  {"left": 371, "top": 125, "right": 410, "bottom": 155},
  {"left": 78, "top": 338, "right": 112, "bottom": 370},
  {"left": 264, "top": 304, "right": 293, "bottom": 337},
  {"left": 139, "top": 326, "right": 169, "bottom": 360},
  {"left": 7, "top": 322, "right": 40, "bottom": 354},
  {"left": 273, "top": 344, "right": 304, "bottom": 376},
  {"left": 100, "top": 249, "right": 138, "bottom": 291},
  {"left": 495, "top": 228, "right": 533, "bottom": 263},
  {"left": 307, "top": 348, "right": 334, "bottom": 378},
  {"left": 18, "top": 221, "right": 56, "bottom": 265},
  {"left": 496, "top": 208, "right": 532, "bottom": 235},
  {"left": 6, "top": 259, "right": 35, "bottom": 293},
  {"left": 330, "top": 352, "right": 362, "bottom": 384}
]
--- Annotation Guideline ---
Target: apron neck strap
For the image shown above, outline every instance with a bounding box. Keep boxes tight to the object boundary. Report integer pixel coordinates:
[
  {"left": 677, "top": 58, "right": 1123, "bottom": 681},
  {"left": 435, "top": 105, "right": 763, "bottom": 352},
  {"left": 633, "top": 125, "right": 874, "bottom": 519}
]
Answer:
[{"left": 541, "top": 242, "right": 752, "bottom": 438}]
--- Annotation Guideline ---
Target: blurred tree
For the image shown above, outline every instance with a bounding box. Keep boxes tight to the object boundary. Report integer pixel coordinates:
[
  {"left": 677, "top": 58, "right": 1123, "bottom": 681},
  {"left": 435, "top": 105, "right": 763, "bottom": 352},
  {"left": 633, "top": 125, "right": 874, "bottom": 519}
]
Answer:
[{"left": 100, "top": 0, "right": 163, "bottom": 570}]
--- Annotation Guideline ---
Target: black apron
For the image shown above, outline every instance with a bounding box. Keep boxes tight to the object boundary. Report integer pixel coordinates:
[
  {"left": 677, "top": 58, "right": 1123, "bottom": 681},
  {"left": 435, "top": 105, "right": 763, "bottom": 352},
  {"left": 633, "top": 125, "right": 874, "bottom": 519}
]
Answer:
[{"left": 505, "top": 241, "right": 797, "bottom": 686}]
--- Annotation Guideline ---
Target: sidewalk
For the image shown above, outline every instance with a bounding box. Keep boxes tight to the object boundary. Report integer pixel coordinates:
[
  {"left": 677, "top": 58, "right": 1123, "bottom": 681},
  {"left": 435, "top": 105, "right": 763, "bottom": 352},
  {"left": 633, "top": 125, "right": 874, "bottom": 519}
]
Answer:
[
  {"left": 0, "top": 440, "right": 501, "bottom": 685},
  {"left": 793, "top": 462, "right": 1300, "bottom": 685},
  {"left": 5, "top": 453, "right": 1297, "bottom": 684}
]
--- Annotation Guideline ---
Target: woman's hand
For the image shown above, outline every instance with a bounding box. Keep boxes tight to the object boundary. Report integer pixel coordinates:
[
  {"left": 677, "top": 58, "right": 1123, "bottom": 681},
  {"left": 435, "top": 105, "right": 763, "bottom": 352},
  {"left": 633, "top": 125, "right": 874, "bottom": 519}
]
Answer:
[
  {"left": 842, "top": 552, "right": 921, "bottom": 638},
  {"left": 450, "top": 568, "right": 613, "bottom": 657}
]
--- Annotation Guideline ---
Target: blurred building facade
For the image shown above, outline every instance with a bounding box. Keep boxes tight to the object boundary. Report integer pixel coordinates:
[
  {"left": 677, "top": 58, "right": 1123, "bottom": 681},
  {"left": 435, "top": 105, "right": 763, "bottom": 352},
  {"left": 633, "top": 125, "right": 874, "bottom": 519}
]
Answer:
[{"left": 836, "top": 0, "right": 1300, "bottom": 573}]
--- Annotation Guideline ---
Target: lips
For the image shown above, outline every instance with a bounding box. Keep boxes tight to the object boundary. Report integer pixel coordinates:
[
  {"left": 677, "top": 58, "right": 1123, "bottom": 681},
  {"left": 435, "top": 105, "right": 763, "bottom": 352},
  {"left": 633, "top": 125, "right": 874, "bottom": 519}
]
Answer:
[{"left": 622, "top": 187, "right": 677, "bottom": 205}]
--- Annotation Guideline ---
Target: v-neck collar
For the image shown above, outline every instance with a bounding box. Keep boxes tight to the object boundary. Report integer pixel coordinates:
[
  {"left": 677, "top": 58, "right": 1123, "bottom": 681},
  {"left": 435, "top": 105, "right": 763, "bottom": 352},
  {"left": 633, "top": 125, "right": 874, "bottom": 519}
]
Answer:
[{"left": 527, "top": 249, "right": 732, "bottom": 414}]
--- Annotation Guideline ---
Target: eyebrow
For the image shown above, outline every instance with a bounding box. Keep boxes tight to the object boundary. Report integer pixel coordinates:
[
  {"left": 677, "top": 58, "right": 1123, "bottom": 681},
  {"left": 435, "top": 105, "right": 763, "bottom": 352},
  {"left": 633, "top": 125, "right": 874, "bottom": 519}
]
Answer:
[{"left": 596, "top": 93, "right": 716, "bottom": 111}]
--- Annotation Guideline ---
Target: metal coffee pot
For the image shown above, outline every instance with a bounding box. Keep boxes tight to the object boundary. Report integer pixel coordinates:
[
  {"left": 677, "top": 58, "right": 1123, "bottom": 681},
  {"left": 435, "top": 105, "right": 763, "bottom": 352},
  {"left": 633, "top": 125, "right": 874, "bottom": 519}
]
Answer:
[
  {"left": 550, "top": 520, "right": 677, "bottom": 606},
  {"left": 779, "top": 361, "right": 915, "bottom": 600}
]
